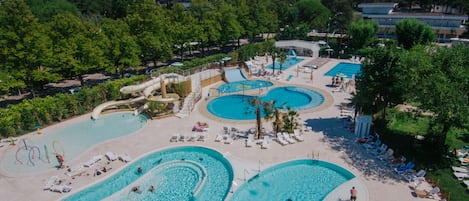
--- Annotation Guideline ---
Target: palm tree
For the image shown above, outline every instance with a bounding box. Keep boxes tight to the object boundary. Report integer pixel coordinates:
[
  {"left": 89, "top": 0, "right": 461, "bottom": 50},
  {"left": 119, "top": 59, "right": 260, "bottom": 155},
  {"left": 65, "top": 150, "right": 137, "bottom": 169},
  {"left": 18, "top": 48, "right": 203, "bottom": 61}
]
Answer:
[
  {"left": 282, "top": 108, "right": 300, "bottom": 133},
  {"left": 248, "top": 98, "right": 275, "bottom": 140},
  {"left": 272, "top": 108, "right": 284, "bottom": 134},
  {"left": 278, "top": 51, "right": 287, "bottom": 73}
]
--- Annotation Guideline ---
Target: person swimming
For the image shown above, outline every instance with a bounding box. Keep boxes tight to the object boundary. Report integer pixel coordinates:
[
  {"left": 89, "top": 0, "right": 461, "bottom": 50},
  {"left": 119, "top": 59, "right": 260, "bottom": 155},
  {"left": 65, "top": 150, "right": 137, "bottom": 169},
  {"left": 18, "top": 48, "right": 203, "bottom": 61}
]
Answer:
[
  {"left": 137, "top": 166, "right": 143, "bottom": 174},
  {"left": 149, "top": 185, "right": 155, "bottom": 192}
]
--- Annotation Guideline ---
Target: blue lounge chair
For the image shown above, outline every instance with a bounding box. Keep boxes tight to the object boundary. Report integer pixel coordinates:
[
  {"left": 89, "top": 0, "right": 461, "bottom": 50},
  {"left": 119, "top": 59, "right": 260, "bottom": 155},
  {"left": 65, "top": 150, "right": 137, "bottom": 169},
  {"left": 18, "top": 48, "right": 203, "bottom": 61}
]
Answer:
[{"left": 394, "top": 161, "right": 415, "bottom": 174}]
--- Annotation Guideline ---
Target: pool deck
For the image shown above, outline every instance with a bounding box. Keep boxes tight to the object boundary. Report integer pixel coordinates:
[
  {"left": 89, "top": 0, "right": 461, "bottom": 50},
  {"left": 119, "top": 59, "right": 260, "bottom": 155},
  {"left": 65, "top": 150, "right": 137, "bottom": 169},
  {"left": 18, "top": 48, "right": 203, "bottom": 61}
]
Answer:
[{"left": 0, "top": 57, "right": 435, "bottom": 201}]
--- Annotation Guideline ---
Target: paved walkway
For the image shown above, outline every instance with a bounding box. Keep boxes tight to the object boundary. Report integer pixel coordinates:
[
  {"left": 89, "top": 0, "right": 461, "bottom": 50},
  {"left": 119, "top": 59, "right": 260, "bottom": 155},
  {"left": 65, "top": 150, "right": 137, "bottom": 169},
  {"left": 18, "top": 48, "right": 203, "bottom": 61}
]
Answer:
[{"left": 0, "top": 57, "right": 433, "bottom": 201}]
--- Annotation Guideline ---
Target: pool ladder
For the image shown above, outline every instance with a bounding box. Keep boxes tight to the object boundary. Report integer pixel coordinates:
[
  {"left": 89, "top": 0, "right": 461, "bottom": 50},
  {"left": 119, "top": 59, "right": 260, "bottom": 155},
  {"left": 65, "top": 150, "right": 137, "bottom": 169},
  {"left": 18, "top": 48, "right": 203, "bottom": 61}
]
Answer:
[{"left": 309, "top": 151, "right": 320, "bottom": 160}]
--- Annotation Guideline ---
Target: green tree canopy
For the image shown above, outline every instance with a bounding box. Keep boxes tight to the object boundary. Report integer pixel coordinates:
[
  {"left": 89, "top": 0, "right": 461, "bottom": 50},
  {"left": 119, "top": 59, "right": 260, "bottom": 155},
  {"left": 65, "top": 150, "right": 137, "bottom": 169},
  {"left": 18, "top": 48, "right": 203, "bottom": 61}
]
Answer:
[
  {"left": 349, "top": 19, "right": 379, "bottom": 50},
  {"left": 395, "top": 19, "right": 435, "bottom": 49}
]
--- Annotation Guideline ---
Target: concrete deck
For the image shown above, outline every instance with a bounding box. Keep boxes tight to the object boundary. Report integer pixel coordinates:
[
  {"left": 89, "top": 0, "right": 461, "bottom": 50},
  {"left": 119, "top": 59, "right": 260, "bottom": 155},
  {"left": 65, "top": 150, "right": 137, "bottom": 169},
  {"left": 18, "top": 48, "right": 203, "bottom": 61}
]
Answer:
[{"left": 0, "top": 57, "right": 434, "bottom": 201}]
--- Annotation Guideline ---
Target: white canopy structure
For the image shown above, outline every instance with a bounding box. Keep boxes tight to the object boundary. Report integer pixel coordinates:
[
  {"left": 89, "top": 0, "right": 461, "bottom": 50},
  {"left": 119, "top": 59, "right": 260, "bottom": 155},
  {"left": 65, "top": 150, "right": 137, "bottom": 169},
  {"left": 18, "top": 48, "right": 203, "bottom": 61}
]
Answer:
[{"left": 274, "top": 40, "right": 321, "bottom": 58}]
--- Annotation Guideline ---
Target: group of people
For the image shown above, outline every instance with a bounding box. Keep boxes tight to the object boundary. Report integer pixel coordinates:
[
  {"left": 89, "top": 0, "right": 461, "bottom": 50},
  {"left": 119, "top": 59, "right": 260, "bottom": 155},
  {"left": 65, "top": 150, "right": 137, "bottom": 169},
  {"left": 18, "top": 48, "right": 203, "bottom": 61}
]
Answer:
[
  {"left": 131, "top": 166, "right": 155, "bottom": 193},
  {"left": 331, "top": 76, "right": 345, "bottom": 87}
]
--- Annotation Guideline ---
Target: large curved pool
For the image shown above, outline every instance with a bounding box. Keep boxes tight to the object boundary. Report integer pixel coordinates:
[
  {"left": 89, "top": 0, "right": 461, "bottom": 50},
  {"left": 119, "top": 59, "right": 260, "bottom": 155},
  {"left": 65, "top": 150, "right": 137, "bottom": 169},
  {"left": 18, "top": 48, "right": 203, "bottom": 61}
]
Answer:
[
  {"left": 63, "top": 146, "right": 233, "bottom": 201},
  {"left": 207, "top": 86, "right": 324, "bottom": 120},
  {"left": 230, "top": 160, "right": 355, "bottom": 201},
  {"left": 0, "top": 113, "right": 147, "bottom": 175}
]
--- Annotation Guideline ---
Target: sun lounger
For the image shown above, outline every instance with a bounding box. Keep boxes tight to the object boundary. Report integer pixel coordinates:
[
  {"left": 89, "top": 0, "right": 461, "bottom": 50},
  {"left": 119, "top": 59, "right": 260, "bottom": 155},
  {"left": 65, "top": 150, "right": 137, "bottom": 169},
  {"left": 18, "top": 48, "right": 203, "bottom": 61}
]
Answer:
[
  {"left": 65, "top": 165, "right": 85, "bottom": 177},
  {"left": 463, "top": 180, "right": 469, "bottom": 189},
  {"left": 105, "top": 152, "right": 118, "bottom": 161},
  {"left": 282, "top": 132, "right": 296, "bottom": 144},
  {"left": 224, "top": 135, "right": 234, "bottom": 144},
  {"left": 364, "top": 139, "right": 381, "bottom": 149},
  {"left": 453, "top": 172, "right": 469, "bottom": 180},
  {"left": 261, "top": 136, "right": 270, "bottom": 149},
  {"left": 452, "top": 166, "right": 469, "bottom": 173},
  {"left": 378, "top": 148, "right": 394, "bottom": 161},
  {"left": 118, "top": 153, "right": 132, "bottom": 163},
  {"left": 83, "top": 155, "right": 103, "bottom": 167},
  {"left": 188, "top": 132, "right": 198, "bottom": 142},
  {"left": 179, "top": 135, "right": 187, "bottom": 142},
  {"left": 404, "top": 169, "right": 426, "bottom": 182},
  {"left": 371, "top": 144, "right": 388, "bottom": 155},
  {"left": 197, "top": 133, "right": 206, "bottom": 142},
  {"left": 214, "top": 134, "right": 224, "bottom": 142},
  {"left": 414, "top": 186, "right": 440, "bottom": 199},
  {"left": 43, "top": 176, "right": 58, "bottom": 190},
  {"left": 293, "top": 129, "right": 304, "bottom": 142},
  {"left": 170, "top": 134, "right": 179, "bottom": 142},
  {"left": 275, "top": 133, "right": 288, "bottom": 145},
  {"left": 394, "top": 161, "right": 415, "bottom": 174},
  {"left": 245, "top": 134, "right": 254, "bottom": 147},
  {"left": 50, "top": 185, "right": 72, "bottom": 193}
]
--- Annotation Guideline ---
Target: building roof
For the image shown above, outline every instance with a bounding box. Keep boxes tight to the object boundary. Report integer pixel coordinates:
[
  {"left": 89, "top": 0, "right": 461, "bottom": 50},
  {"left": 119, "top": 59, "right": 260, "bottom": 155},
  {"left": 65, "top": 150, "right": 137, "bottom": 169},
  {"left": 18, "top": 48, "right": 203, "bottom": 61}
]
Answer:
[{"left": 358, "top": 3, "right": 398, "bottom": 9}]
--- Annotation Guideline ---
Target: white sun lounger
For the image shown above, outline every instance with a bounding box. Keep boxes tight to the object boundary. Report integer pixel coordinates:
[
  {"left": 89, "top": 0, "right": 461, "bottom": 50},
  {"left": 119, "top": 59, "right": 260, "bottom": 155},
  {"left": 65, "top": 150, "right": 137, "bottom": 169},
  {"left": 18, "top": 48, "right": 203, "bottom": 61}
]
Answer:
[
  {"left": 283, "top": 132, "right": 296, "bottom": 144},
  {"left": 170, "top": 134, "right": 179, "bottom": 142},
  {"left": 43, "top": 176, "right": 58, "bottom": 190},
  {"left": 105, "top": 152, "right": 118, "bottom": 161},
  {"left": 275, "top": 133, "right": 288, "bottom": 145},
  {"left": 453, "top": 172, "right": 469, "bottom": 180},
  {"left": 463, "top": 180, "right": 469, "bottom": 189},
  {"left": 50, "top": 185, "right": 72, "bottom": 193},
  {"left": 118, "top": 153, "right": 132, "bottom": 163},
  {"left": 293, "top": 129, "right": 304, "bottom": 142},
  {"left": 452, "top": 166, "right": 469, "bottom": 173},
  {"left": 261, "top": 136, "right": 270, "bottom": 149},
  {"left": 245, "top": 134, "right": 254, "bottom": 147},
  {"left": 214, "top": 133, "right": 224, "bottom": 142},
  {"left": 83, "top": 155, "right": 103, "bottom": 167}
]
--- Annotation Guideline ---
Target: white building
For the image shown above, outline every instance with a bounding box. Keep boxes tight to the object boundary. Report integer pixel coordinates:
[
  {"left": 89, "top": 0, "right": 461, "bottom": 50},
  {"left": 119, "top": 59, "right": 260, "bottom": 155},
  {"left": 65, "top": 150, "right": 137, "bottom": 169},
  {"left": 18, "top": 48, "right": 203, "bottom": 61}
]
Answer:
[{"left": 358, "top": 3, "right": 468, "bottom": 42}]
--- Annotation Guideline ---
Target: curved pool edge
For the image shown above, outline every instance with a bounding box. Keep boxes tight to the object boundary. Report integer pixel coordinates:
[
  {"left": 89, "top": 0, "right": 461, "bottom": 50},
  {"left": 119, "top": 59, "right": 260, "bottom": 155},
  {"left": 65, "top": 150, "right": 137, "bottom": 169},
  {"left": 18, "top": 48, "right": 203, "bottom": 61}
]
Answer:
[
  {"left": 323, "top": 177, "right": 369, "bottom": 201},
  {"left": 199, "top": 82, "right": 334, "bottom": 123},
  {"left": 0, "top": 112, "right": 148, "bottom": 178},
  {"left": 60, "top": 145, "right": 234, "bottom": 201}
]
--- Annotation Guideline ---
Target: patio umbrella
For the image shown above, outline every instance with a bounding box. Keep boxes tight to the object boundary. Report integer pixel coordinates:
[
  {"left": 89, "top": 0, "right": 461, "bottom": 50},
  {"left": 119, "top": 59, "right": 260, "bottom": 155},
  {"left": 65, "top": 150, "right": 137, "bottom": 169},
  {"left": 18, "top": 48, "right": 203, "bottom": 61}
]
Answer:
[{"left": 170, "top": 62, "right": 184, "bottom": 67}]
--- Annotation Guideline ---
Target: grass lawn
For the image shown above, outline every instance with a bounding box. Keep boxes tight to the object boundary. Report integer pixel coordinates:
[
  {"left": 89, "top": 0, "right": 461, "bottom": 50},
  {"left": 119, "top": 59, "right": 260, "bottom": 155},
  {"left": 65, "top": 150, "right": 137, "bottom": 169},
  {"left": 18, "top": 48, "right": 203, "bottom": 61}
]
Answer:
[{"left": 377, "top": 109, "right": 469, "bottom": 201}]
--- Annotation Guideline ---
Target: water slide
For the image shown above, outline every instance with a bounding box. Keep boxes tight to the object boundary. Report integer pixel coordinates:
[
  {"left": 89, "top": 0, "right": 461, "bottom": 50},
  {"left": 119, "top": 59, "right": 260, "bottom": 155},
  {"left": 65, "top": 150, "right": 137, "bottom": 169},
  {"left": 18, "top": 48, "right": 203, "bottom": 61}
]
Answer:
[
  {"left": 288, "top": 49, "right": 297, "bottom": 57},
  {"left": 91, "top": 73, "right": 184, "bottom": 120},
  {"left": 225, "top": 69, "right": 246, "bottom": 83}
]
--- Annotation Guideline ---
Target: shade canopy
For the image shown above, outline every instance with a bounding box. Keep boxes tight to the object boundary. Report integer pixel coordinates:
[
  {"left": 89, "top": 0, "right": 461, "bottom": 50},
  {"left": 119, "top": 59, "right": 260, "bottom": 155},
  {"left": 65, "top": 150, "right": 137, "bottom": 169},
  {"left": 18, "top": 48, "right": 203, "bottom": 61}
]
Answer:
[{"left": 170, "top": 62, "right": 184, "bottom": 67}]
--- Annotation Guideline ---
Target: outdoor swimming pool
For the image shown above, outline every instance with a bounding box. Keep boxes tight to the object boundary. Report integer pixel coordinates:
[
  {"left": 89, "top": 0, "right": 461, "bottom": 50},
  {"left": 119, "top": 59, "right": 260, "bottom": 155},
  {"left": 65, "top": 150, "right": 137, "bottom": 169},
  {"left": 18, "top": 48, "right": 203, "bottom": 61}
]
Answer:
[
  {"left": 63, "top": 146, "right": 233, "bottom": 201},
  {"left": 0, "top": 113, "right": 147, "bottom": 175},
  {"left": 265, "top": 57, "right": 304, "bottom": 70},
  {"left": 325, "top": 62, "right": 361, "bottom": 78},
  {"left": 230, "top": 159, "right": 355, "bottom": 201},
  {"left": 217, "top": 80, "right": 273, "bottom": 94},
  {"left": 207, "top": 86, "right": 324, "bottom": 120}
]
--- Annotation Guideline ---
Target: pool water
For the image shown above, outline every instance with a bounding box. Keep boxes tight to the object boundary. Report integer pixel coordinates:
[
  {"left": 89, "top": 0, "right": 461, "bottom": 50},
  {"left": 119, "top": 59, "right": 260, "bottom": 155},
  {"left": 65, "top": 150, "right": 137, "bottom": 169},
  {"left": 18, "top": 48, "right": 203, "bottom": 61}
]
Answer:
[
  {"left": 230, "top": 160, "right": 355, "bottom": 201},
  {"left": 0, "top": 113, "right": 147, "bottom": 175},
  {"left": 64, "top": 146, "right": 233, "bottom": 201},
  {"left": 217, "top": 80, "right": 273, "bottom": 94},
  {"left": 325, "top": 62, "right": 361, "bottom": 78},
  {"left": 265, "top": 57, "right": 304, "bottom": 70},
  {"left": 207, "top": 86, "right": 324, "bottom": 120}
]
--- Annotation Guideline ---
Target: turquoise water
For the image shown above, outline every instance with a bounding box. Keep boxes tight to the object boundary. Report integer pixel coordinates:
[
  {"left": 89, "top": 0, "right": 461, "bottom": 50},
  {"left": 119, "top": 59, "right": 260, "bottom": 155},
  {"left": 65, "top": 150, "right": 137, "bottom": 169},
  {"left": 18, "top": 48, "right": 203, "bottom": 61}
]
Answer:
[
  {"left": 230, "top": 160, "right": 355, "bottom": 201},
  {"left": 265, "top": 57, "right": 304, "bottom": 70},
  {"left": 0, "top": 113, "right": 147, "bottom": 174},
  {"left": 64, "top": 146, "right": 233, "bottom": 201},
  {"left": 207, "top": 86, "right": 324, "bottom": 120},
  {"left": 217, "top": 80, "right": 273, "bottom": 94},
  {"left": 325, "top": 62, "right": 361, "bottom": 78}
]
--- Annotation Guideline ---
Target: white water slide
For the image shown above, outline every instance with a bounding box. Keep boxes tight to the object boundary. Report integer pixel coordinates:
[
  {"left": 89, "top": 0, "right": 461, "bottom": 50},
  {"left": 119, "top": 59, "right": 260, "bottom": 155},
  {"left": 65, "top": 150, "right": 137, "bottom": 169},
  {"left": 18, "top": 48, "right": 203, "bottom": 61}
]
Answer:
[
  {"left": 91, "top": 73, "right": 185, "bottom": 119},
  {"left": 224, "top": 69, "right": 246, "bottom": 83}
]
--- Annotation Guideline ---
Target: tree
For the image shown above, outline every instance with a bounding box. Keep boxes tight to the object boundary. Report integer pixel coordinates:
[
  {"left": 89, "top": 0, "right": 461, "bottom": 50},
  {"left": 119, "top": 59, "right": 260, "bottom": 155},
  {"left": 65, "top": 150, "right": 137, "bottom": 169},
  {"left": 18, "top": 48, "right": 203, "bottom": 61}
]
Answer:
[
  {"left": 278, "top": 51, "right": 287, "bottom": 73},
  {"left": 395, "top": 19, "right": 435, "bottom": 49},
  {"left": 352, "top": 45, "right": 404, "bottom": 120},
  {"left": 0, "top": 0, "right": 59, "bottom": 96},
  {"left": 293, "top": 0, "right": 331, "bottom": 30},
  {"left": 349, "top": 19, "right": 379, "bottom": 50},
  {"left": 169, "top": 4, "right": 201, "bottom": 61},
  {"left": 282, "top": 108, "right": 300, "bottom": 133},
  {"left": 398, "top": 45, "right": 469, "bottom": 152},
  {"left": 25, "top": 0, "right": 81, "bottom": 22},
  {"left": 248, "top": 98, "right": 275, "bottom": 140},
  {"left": 101, "top": 18, "right": 141, "bottom": 76}
]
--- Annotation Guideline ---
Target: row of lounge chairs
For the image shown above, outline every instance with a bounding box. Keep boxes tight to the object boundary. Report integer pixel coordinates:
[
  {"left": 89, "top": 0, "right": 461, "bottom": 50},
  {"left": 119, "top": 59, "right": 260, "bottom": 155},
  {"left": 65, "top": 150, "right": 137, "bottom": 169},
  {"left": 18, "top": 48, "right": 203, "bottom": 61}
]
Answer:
[
  {"left": 43, "top": 176, "right": 72, "bottom": 193},
  {"left": 170, "top": 132, "right": 206, "bottom": 142},
  {"left": 274, "top": 130, "right": 304, "bottom": 146}
]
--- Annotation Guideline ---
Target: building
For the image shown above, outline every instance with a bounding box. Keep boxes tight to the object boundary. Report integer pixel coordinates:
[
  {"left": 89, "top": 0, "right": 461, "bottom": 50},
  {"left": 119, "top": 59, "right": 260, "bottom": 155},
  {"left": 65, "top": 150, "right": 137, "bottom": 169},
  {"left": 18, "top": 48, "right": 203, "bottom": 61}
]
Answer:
[{"left": 358, "top": 3, "right": 468, "bottom": 42}]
